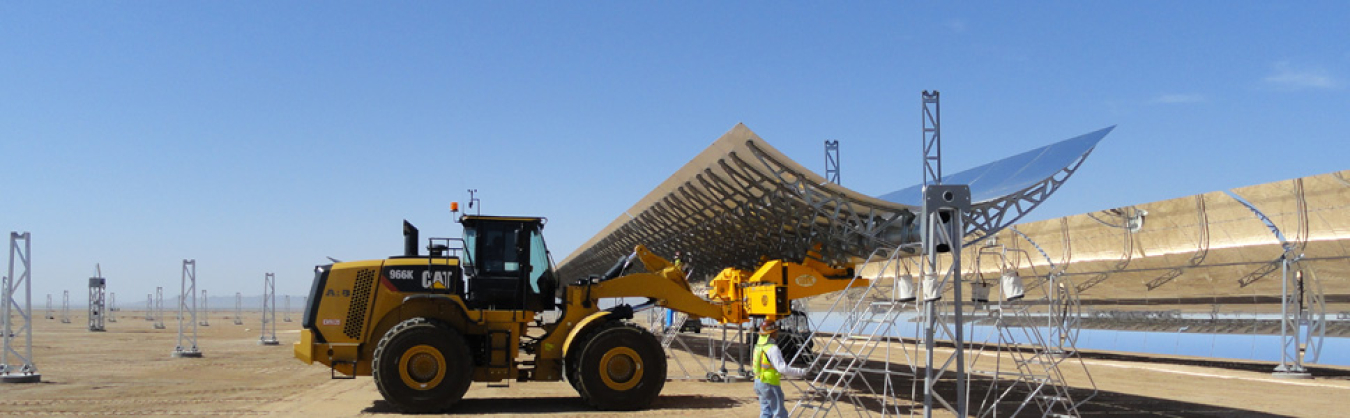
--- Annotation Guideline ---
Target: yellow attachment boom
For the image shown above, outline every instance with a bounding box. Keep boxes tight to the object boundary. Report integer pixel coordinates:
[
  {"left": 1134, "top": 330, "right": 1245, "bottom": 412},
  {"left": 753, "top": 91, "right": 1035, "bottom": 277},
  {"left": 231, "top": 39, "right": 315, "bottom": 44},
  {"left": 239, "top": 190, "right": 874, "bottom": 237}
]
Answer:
[{"left": 708, "top": 257, "right": 866, "bottom": 323}]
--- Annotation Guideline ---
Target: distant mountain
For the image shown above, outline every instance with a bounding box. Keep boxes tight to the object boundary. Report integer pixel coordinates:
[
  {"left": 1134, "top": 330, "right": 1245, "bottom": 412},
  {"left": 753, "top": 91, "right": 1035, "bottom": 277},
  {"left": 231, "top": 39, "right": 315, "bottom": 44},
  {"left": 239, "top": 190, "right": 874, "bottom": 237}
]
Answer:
[{"left": 43, "top": 294, "right": 308, "bottom": 312}]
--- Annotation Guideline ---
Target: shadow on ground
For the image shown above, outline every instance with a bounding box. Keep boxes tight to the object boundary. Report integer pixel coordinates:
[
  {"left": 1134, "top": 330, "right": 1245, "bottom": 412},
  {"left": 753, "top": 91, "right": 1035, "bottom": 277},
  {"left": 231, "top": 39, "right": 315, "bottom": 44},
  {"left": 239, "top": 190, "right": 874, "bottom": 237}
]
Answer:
[
  {"left": 669, "top": 332, "right": 1300, "bottom": 418},
  {"left": 363, "top": 394, "right": 740, "bottom": 415},
  {"left": 809, "top": 358, "right": 1299, "bottom": 418}
]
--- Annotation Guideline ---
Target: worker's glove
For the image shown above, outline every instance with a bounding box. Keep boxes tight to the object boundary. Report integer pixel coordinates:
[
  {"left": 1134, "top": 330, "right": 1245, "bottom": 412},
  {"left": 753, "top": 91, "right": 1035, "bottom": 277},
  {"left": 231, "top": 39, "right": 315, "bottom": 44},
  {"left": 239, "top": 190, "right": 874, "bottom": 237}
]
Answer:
[{"left": 805, "top": 362, "right": 823, "bottom": 379}]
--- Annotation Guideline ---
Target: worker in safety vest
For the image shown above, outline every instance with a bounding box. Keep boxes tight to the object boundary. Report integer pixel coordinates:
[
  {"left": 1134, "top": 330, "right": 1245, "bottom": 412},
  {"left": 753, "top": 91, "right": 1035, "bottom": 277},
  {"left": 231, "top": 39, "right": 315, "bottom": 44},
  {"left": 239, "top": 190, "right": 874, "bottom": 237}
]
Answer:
[
  {"left": 753, "top": 319, "right": 807, "bottom": 418},
  {"left": 673, "top": 251, "right": 690, "bottom": 276}
]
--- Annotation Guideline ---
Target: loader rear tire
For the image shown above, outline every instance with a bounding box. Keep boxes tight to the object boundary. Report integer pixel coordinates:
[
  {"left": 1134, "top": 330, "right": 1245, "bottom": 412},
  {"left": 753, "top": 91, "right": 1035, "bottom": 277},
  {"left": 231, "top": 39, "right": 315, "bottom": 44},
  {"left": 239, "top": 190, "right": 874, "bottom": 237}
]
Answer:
[
  {"left": 572, "top": 321, "right": 666, "bottom": 410},
  {"left": 373, "top": 318, "right": 473, "bottom": 414}
]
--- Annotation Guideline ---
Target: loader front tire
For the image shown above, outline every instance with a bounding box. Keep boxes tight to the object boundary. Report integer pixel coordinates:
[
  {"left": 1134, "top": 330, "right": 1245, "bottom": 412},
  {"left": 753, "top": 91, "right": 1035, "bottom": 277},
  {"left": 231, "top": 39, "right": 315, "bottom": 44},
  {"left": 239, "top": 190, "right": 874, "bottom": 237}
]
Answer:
[
  {"left": 373, "top": 318, "right": 473, "bottom": 414},
  {"left": 572, "top": 321, "right": 666, "bottom": 410}
]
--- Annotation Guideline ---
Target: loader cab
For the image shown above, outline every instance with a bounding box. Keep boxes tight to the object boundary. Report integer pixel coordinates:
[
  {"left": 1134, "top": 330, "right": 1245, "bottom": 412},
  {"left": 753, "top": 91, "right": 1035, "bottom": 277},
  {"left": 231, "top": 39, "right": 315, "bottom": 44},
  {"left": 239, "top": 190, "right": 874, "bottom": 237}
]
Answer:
[{"left": 460, "top": 215, "right": 557, "bottom": 311}]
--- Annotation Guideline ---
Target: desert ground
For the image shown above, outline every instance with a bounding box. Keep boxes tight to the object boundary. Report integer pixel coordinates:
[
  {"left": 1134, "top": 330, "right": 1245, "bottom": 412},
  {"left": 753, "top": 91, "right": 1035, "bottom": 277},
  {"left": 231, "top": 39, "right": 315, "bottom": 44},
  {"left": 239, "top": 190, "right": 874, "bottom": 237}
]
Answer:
[{"left": 3, "top": 311, "right": 1349, "bottom": 417}]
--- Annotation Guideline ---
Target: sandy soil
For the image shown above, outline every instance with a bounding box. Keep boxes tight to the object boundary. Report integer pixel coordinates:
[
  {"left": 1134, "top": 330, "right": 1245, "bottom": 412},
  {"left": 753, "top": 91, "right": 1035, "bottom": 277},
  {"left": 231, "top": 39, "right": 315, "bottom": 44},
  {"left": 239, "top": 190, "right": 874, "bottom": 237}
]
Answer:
[{"left": 2, "top": 311, "right": 1347, "bottom": 417}]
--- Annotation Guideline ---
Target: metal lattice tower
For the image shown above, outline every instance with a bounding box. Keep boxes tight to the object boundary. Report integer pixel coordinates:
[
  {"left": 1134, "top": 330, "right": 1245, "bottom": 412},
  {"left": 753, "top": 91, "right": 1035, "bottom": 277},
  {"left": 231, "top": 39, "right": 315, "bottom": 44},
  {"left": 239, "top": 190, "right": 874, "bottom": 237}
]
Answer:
[
  {"left": 60, "top": 290, "right": 70, "bottom": 324},
  {"left": 916, "top": 90, "right": 973, "bottom": 417},
  {"left": 790, "top": 92, "right": 988, "bottom": 418},
  {"left": 2, "top": 232, "right": 40, "bottom": 383},
  {"left": 922, "top": 90, "right": 941, "bottom": 187},
  {"left": 284, "top": 295, "right": 292, "bottom": 322},
  {"left": 825, "top": 139, "right": 841, "bottom": 184},
  {"left": 108, "top": 292, "right": 117, "bottom": 323},
  {"left": 234, "top": 292, "right": 243, "bottom": 325},
  {"left": 172, "top": 259, "right": 202, "bottom": 358},
  {"left": 154, "top": 288, "right": 166, "bottom": 327},
  {"left": 260, "top": 273, "right": 279, "bottom": 345},
  {"left": 918, "top": 90, "right": 970, "bottom": 417},
  {"left": 198, "top": 290, "right": 209, "bottom": 326},
  {"left": 145, "top": 294, "right": 154, "bottom": 321},
  {"left": 155, "top": 285, "right": 166, "bottom": 327},
  {"left": 45, "top": 294, "right": 53, "bottom": 320},
  {"left": 88, "top": 265, "right": 106, "bottom": 332},
  {"left": 919, "top": 185, "right": 972, "bottom": 418}
]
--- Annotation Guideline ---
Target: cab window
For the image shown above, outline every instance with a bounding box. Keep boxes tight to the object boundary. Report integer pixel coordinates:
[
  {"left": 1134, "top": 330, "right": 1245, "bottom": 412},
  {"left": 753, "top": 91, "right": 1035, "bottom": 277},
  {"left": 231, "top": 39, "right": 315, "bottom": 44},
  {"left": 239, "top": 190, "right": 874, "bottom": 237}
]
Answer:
[
  {"left": 528, "top": 229, "right": 552, "bottom": 293},
  {"left": 474, "top": 222, "right": 520, "bottom": 276}
]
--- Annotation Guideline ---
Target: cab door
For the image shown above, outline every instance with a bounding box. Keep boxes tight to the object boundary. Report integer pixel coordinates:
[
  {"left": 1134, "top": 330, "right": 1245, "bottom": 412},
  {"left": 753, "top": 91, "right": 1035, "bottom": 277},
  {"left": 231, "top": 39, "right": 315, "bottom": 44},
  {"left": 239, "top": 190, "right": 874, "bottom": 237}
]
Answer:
[{"left": 465, "top": 220, "right": 530, "bottom": 310}]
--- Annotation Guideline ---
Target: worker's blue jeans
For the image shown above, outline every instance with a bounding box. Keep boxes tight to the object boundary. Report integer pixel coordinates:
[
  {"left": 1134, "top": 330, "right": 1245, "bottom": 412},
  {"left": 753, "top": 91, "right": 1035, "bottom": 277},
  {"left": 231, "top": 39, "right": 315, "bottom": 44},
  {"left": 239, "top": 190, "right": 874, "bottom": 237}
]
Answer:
[{"left": 755, "top": 380, "right": 788, "bottom": 418}]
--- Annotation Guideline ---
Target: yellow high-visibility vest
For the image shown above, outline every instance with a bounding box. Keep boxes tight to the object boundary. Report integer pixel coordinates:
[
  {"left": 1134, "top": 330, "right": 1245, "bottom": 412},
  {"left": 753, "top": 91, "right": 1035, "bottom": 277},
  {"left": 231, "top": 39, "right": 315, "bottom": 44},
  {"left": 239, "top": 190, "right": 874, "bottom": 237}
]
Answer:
[{"left": 752, "top": 334, "right": 782, "bottom": 386}]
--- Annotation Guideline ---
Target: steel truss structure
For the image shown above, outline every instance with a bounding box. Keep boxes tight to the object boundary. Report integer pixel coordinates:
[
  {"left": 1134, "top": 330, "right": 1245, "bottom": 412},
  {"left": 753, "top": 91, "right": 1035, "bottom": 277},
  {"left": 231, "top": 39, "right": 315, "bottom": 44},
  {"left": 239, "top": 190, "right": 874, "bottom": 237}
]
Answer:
[
  {"left": 154, "top": 287, "right": 166, "bottom": 329},
  {"left": 922, "top": 91, "right": 941, "bottom": 188},
  {"left": 61, "top": 290, "right": 70, "bottom": 324},
  {"left": 917, "top": 93, "right": 970, "bottom": 418},
  {"left": 108, "top": 292, "right": 117, "bottom": 323},
  {"left": 234, "top": 292, "right": 244, "bottom": 325},
  {"left": 88, "top": 265, "right": 106, "bottom": 332},
  {"left": 173, "top": 259, "right": 202, "bottom": 358},
  {"left": 919, "top": 185, "right": 972, "bottom": 417},
  {"left": 558, "top": 123, "right": 920, "bottom": 283},
  {"left": 558, "top": 124, "right": 1110, "bottom": 289},
  {"left": 260, "top": 273, "right": 279, "bottom": 345},
  {"left": 825, "top": 140, "right": 841, "bottom": 185},
  {"left": 198, "top": 290, "right": 209, "bottom": 327},
  {"left": 2, "top": 232, "right": 40, "bottom": 383}
]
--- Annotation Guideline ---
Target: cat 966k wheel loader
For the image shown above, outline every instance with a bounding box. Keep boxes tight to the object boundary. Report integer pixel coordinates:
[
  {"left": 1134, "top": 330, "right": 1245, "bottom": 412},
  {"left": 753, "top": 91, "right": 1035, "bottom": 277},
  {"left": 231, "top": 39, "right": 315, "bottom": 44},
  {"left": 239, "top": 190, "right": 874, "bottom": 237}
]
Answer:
[{"left": 294, "top": 211, "right": 865, "bottom": 413}]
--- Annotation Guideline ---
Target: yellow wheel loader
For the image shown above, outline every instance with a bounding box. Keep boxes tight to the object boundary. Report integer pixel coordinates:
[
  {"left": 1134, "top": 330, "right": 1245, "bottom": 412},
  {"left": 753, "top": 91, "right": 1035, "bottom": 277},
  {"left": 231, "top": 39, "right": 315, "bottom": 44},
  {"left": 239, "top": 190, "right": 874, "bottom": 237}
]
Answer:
[{"left": 294, "top": 213, "right": 865, "bottom": 413}]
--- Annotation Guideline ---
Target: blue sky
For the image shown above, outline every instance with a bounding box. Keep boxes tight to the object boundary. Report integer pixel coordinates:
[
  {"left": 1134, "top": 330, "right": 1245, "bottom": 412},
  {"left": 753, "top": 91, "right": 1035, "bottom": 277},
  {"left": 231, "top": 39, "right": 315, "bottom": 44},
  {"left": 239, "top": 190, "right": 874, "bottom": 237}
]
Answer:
[{"left": 3, "top": 2, "right": 1347, "bottom": 300}]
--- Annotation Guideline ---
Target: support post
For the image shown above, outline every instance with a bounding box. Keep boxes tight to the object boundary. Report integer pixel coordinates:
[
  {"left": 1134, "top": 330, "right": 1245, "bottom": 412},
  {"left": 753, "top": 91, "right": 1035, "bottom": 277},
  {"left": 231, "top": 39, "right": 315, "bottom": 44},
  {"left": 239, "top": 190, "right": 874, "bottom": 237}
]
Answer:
[
  {"left": 234, "top": 292, "right": 243, "bottom": 325},
  {"left": 61, "top": 291, "right": 70, "bottom": 323},
  {"left": 260, "top": 273, "right": 279, "bottom": 345},
  {"left": 824, "top": 139, "right": 841, "bottom": 184},
  {"left": 1273, "top": 256, "right": 1311, "bottom": 378},
  {"left": 920, "top": 185, "right": 971, "bottom": 418},
  {"left": 172, "top": 259, "right": 202, "bottom": 358},
  {"left": 284, "top": 295, "right": 292, "bottom": 322},
  {"left": 88, "top": 265, "right": 106, "bottom": 332},
  {"left": 108, "top": 292, "right": 117, "bottom": 323},
  {"left": 198, "top": 290, "right": 209, "bottom": 326},
  {"left": 922, "top": 90, "right": 942, "bottom": 186},
  {"left": 918, "top": 90, "right": 970, "bottom": 417},
  {"left": 154, "top": 287, "right": 166, "bottom": 329},
  {"left": 2, "top": 232, "right": 40, "bottom": 383}
]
